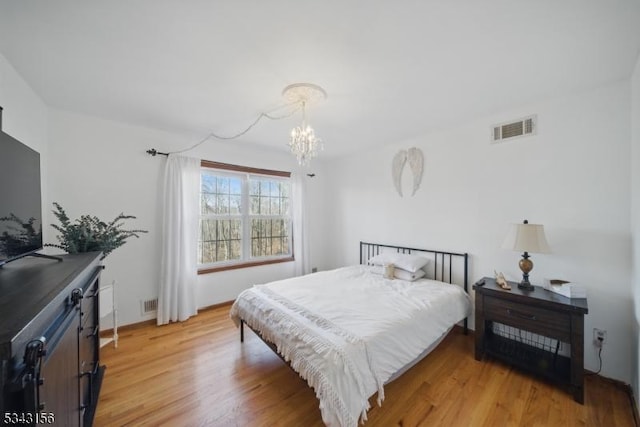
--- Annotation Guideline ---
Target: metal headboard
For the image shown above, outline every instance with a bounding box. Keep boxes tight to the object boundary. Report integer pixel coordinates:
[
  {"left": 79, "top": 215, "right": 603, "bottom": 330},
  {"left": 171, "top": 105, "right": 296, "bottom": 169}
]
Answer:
[{"left": 359, "top": 241, "right": 469, "bottom": 333}]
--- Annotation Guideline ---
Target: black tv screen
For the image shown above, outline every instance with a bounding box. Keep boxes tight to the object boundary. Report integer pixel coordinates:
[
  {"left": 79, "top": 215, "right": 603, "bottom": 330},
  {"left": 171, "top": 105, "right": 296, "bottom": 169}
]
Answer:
[{"left": 0, "top": 127, "right": 43, "bottom": 266}]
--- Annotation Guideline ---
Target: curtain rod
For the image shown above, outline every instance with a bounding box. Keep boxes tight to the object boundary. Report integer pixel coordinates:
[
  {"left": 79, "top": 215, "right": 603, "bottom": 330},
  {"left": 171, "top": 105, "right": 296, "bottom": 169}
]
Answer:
[{"left": 146, "top": 148, "right": 316, "bottom": 177}]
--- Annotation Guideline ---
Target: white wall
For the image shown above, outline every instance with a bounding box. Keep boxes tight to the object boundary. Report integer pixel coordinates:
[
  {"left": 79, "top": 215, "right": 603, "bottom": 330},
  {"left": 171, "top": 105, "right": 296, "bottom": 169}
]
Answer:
[
  {"left": 0, "top": 53, "right": 50, "bottom": 242},
  {"left": 631, "top": 52, "right": 640, "bottom": 404},
  {"left": 322, "top": 81, "right": 633, "bottom": 383},
  {"left": 46, "top": 109, "right": 327, "bottom": 327}
]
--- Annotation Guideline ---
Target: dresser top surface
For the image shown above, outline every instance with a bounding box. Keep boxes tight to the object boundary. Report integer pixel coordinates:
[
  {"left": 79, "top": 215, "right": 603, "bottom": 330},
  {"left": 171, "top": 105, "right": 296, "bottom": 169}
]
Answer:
[
  {"left": 0, "top": 252, "right": 102, "bottom": 345},
  {"left": 474, "top": 277, "right": 588, "bottom": 314}
]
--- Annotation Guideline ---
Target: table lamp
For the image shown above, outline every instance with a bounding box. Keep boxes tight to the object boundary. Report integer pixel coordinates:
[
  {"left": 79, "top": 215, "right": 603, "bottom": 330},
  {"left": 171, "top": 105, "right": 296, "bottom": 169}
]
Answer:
[{"left": 501, "top": 219, "right": 551, "bottom": 291}]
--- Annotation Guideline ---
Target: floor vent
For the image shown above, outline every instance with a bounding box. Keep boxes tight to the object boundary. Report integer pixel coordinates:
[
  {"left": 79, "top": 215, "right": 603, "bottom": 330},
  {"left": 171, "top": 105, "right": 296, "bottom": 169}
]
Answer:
[
  {"left": 141, "top": 298, "right": 158, "bottom": 315},
  {"left": 492, "top": 115, "right": 536, "bottom": 143}
]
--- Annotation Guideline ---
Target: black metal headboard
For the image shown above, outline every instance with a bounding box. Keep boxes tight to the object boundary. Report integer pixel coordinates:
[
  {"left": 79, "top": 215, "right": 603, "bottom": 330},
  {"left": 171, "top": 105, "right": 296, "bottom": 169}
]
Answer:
[{"left": 360, "top": 241, "right": 469, "bottom": 333}]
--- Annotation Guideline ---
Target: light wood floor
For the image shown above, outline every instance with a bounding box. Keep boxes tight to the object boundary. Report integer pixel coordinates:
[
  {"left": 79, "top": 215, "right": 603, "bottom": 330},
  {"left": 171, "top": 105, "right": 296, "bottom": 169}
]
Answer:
[{"left": 95, "top": 305, "right": 637, "bottom": 427}]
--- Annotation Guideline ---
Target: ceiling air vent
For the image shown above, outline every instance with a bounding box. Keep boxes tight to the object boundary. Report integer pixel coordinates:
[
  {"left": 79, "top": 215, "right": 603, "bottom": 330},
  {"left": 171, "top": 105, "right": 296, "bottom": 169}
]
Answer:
[{"left": 491, "top": 115, "right": 536, "bottom": 143}]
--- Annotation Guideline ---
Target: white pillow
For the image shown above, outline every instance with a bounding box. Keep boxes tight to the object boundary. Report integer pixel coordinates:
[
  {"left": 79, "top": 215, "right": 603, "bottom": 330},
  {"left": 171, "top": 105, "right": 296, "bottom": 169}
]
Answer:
[
  {"left": 371, "top": 265, "right": 427, "bottom": 281},
  {"left": 368, "top": 252, "right": 430, "bottom": 273}
]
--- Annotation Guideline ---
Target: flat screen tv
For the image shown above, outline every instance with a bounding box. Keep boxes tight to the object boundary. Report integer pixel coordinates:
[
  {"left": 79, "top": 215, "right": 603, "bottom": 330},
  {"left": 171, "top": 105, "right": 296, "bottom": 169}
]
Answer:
[{"left": 0, "top": 109, "right": 43, "bottom": 266}]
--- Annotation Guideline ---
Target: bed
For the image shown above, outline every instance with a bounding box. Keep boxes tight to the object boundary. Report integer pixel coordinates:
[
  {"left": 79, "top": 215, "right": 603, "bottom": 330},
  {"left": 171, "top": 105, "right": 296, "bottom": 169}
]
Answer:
[{"left": 229, "top": 242, "right": 471, "bottom": 427}]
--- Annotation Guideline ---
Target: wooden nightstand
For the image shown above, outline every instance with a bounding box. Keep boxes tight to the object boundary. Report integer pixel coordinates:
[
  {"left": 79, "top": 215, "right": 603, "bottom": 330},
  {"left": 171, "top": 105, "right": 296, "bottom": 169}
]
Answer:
[{"left": 474, "top": 277, "right": 589, "bottom": 403}]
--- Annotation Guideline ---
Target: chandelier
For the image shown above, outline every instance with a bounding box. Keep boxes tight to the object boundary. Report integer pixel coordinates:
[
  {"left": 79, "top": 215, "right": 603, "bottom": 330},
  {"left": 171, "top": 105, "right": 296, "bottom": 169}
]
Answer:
[{"left": 282, "top": 83, "right": 327, "bottom": 166}]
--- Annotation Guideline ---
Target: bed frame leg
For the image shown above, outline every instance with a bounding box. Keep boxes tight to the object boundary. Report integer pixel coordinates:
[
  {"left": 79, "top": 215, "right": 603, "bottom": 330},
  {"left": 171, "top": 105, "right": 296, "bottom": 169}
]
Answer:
[
  {"left": 464, "top": 318, "right": 468, "bottom": 335},
  {"left": 240, "top": 319, "right": 245, "bottom": 342}
]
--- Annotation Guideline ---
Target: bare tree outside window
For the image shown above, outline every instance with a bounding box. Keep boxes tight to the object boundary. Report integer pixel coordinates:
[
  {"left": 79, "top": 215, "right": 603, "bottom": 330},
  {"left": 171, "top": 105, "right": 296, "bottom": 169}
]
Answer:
[
  {"left": 198, "top": 162, "right": 292, "bottom": 271},
  {"left": 249, "top": 179, "right": 290, "bottom": 258}
]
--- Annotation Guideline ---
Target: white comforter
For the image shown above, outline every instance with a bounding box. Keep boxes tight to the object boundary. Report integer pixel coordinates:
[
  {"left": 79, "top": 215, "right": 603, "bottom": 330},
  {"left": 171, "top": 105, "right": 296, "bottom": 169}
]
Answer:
[{"left": 229, "top": 265, "right": 471, "bottom": 427}]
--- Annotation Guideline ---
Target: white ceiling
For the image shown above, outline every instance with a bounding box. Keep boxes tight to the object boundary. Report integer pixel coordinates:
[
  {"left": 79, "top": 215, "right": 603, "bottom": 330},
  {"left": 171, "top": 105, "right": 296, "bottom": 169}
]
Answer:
[{"left": 1, "top": 1, "right": 639, "bottom": 158}]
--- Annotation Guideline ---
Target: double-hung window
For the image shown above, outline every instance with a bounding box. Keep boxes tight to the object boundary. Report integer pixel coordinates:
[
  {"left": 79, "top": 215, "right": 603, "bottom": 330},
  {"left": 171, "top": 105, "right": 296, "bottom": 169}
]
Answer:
[{"left": 198, "top": 160, "right": 293, "bottom": 273}]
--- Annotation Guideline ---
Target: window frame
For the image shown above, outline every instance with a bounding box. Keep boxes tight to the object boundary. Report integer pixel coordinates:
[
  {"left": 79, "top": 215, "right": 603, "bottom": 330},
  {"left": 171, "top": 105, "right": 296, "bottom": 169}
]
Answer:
[{"left": 198, "top": 160, "right": 294, "bottom": 275}]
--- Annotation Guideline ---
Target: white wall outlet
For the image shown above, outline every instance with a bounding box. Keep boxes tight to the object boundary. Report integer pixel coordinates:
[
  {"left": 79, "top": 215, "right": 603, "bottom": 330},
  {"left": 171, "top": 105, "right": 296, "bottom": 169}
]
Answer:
[{"left": 593, "top": 328, "right": 607, "bottom": 347}]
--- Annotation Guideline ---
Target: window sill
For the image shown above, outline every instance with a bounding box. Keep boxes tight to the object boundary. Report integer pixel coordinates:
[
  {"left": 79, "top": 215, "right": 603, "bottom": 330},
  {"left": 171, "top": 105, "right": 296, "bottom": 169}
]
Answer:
[{"left": 198, "top": 256, "right": 295, "bottom": 275}]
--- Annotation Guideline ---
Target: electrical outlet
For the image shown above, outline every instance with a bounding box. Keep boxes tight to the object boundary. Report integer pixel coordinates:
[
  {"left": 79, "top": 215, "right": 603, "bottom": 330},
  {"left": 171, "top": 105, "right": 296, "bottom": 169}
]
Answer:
[{"left": 593, "top": 328, "right": 607, "bottom": 347}]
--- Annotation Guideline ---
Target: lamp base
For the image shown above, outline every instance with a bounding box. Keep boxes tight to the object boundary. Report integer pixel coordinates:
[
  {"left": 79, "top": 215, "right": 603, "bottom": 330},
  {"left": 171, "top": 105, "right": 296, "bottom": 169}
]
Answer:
[
  {"left": 518, "top": 280, "right": 535, "bottom": 291},
  {"left": 518, "top": 252, "right": 535, "bottom": 291}
]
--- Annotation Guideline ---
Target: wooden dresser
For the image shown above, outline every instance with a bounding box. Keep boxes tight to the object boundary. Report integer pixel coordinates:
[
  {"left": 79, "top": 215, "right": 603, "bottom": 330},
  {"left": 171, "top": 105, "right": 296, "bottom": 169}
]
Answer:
[{"left": 474, "top": 277, "right": 588, "bottom": 403}]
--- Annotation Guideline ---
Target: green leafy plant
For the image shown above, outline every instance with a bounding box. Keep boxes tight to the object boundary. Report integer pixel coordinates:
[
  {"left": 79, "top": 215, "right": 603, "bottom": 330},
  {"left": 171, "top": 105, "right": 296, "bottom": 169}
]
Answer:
[{"left": 47, "top": 202, "right": 148, "bottom": 259}]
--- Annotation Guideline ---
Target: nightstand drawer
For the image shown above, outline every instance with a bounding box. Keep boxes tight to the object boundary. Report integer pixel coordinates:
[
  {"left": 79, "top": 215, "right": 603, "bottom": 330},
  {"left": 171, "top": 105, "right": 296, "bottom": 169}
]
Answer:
[{"left": 484, "top": 296, "right": 571, "bottom": 341}]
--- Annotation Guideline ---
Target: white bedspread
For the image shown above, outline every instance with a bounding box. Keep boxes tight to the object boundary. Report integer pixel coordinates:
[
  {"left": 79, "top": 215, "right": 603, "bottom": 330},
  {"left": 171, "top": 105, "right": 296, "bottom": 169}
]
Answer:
[{"left": 229, "top": 265, "right": 471, "bottom": 427}]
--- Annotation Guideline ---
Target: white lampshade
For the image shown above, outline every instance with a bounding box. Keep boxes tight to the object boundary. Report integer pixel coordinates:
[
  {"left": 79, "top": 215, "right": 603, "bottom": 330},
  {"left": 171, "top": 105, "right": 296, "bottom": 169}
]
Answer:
[{"left": 502, "top": 222, "right": 551, "bottom": 254}]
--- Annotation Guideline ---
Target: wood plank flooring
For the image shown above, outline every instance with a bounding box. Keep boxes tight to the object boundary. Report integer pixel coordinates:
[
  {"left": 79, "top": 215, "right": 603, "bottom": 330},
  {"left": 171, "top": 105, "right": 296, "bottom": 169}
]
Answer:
[{"left": 95, "top": 305, "right": 637, "bottom": 426}]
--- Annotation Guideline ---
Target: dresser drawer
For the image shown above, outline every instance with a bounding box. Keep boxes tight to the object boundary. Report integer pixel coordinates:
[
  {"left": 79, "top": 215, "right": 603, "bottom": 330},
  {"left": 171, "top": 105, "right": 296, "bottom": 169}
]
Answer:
[{"left": 484, "top": 295, "right": 571, "bottom": 341}]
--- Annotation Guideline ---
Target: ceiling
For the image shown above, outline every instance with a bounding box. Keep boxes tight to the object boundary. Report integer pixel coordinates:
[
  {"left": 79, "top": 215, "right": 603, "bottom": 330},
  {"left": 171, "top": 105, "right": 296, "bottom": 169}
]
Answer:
[{"left": 1, "top": 1, "right": 639, "bottom": 159}]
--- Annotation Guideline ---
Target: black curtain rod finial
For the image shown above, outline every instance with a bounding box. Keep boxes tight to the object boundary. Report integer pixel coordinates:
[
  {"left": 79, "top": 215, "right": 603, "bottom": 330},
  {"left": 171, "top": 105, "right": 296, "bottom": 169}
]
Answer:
[{"left": 147, "top": 148, "right": 169, "bottom": 157}]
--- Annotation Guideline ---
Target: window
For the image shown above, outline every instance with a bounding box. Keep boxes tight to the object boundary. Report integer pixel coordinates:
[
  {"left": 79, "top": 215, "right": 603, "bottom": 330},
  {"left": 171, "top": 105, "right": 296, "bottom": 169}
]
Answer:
[{"left": 198, "top": 160, "right": 293, "bottom": 273}]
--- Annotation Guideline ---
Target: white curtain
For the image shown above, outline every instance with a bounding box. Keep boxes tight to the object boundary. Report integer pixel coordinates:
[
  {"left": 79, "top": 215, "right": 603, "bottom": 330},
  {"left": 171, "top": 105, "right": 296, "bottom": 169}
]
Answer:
[
  {"left": 292, "top": 171, "right": 311, "bottom": 276},
  {"left": 157, "top": 154, "right": 200, "bottom": 325}
]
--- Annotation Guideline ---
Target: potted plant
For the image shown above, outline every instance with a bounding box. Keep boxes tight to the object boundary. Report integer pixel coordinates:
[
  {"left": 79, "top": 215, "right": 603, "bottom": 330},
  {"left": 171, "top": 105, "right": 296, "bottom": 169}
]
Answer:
[{"left": 47, "top": 202, "right": 147, "bottom": 259}]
